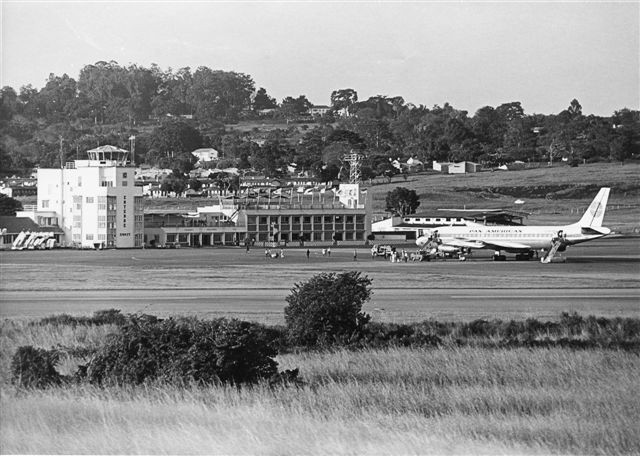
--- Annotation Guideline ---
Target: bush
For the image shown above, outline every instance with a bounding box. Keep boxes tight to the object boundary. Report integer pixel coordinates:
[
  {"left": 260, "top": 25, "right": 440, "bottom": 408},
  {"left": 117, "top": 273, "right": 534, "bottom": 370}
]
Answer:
[
  {"left": 34, "top": 308, "right": 127, "bottom": 327},
  {"left": 80, "top": 315, "right": 280, "bottom": 385},
  {"left": 11, "top": 346, "right": 63, "bottom": 388},
  {"left": 284, "top": 271, "right": 372, "bottom": 347}
]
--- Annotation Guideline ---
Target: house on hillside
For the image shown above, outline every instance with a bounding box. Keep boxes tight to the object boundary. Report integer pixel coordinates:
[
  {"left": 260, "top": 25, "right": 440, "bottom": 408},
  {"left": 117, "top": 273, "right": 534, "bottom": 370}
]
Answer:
[
  {"left": 433, "top": 161, "right": 451, "bottom": 173},
  {"left": 0, "top": 178, "right": 38, "bottom": 198},
  {"left": 310, "top": 105, "right": 331, "bottom": 116},
  {"left": 447, "top": 161, "right": 481, "bottom": 174},
  {"left": 433, "top": 160, "right": 480, "bottom": 174},
  {"left": 191, "top": 148, "right": 219, "bottom": 167}
]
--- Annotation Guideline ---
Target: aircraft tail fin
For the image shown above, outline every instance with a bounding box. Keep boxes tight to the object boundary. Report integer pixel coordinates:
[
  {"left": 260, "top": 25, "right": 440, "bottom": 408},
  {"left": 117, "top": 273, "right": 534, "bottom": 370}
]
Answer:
[{"left": 578, "top": 188, "right": 610, "bottom": 227}]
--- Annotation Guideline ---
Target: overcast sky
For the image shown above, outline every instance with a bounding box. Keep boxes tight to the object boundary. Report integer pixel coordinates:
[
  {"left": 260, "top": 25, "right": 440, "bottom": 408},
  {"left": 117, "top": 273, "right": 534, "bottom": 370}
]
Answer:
[{"left": 1, "top": 1, "right": 638, "bottom": 116}]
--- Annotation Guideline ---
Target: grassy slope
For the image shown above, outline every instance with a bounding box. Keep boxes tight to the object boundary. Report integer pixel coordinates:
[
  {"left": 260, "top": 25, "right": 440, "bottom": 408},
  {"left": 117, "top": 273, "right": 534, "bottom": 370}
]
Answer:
[
  {"left": 368, "top": 162, "right": 640, "bottom": 232},
  {"left": 1, "top": 321, "right": 639, "bottom": 454}
]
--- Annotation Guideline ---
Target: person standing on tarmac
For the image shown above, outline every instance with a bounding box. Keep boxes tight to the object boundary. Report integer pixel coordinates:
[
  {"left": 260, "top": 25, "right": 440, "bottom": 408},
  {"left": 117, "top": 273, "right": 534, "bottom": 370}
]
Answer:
[
  {"left": 306, "top": 249, "right": 310, "bottom": 260},
  {"left": 353, "top": 249, "right": 357, "bottom": 261}
]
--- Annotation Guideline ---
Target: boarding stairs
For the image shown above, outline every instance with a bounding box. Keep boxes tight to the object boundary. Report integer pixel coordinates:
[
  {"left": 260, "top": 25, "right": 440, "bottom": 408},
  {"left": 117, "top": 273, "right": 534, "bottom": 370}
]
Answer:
[{"left": 540, "top": 237, "right": 565, "bottom": 263}]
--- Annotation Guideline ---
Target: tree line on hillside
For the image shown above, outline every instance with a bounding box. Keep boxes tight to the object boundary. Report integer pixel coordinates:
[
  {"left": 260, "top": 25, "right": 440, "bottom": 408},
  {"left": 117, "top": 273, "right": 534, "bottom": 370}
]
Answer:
[{"left": 1, "top": 61, "right": 639, "bottom": 179}]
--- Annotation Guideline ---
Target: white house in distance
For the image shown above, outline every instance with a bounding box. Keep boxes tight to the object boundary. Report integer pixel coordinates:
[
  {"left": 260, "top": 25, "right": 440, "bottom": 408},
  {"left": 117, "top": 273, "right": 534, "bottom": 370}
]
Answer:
[
  {"left": 310, "top": 105, "right": 331, "bottom": 116},
  {"left": 433, "top": 160, "right": 481, "bottom": 174},
  {"left": 191, "top": 148, "right": 219, "bottom": 166},
  {"left": 18, "top": 145, "right": 144, "bottom": 248}
]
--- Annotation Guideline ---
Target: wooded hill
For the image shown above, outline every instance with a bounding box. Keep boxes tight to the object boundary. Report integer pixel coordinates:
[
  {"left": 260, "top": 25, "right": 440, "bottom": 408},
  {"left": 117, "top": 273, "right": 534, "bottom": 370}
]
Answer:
[{"left": 1, "top": 61, "right": 638, "bottom": 179}]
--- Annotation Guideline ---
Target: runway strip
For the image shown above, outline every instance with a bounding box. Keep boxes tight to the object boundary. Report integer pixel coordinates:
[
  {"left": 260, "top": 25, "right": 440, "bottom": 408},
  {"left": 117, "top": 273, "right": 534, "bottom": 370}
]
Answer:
[{"left": 2, "top": 287, "right": 638, "bottom": 322}]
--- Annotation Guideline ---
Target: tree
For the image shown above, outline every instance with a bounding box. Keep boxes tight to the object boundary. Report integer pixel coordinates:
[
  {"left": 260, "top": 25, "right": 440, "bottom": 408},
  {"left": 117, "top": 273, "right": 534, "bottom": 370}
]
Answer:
[
  {"left": 280, "top": 95, "right": 312, "bottom": 118},
  {"left": 160, "top": 172, "right": 188, "bottom": 195},
  {"left": 189, "top": 67, "right": 254, "bottom": 122},
  {"left": 0, "top": 86, "right": 19, "bottom": 122},
  {"left": 149, "top": 119, "right": 203, "bottom": 157},
  {"left": 385, "top": 187, "right": 420, "bottom": 216},
  {"left": 567, "top": 98, "right": 583, "bottom": 118},
  {"left": 250, "top": 139, "right": 290, "bottom": 177},
  {"left": 38, "top": 73, "right": 79, "bottom": 123},
  {"left": 330, "top": 88, "right": 358, "bottom": 116},
  {"left": 374, "top": 159, "right": 398, "bottom": 182},
  {"left": 253, "top": 87, "right": 277, "bottom": 110},
  {"left": 0, "top": 194, "right": 23, "bottom": 215},
  {"left": 284, "top": 271, "right": 372, "bottom": 347},
  {"left": 151, "top": 66, "right": 193, "bottom": 117}
]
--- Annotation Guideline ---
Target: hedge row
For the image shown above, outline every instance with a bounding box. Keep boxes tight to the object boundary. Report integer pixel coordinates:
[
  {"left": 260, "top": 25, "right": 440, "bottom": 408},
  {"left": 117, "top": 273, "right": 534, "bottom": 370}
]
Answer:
[{"left": 12, "top": 311, "right": 640, "bottom": 389}]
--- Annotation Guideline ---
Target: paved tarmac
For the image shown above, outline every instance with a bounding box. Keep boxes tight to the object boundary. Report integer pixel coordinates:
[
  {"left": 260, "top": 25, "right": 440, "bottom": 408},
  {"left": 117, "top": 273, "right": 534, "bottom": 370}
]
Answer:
[{"left": 1, "top": 236, "right": 638, "bottom": 323}]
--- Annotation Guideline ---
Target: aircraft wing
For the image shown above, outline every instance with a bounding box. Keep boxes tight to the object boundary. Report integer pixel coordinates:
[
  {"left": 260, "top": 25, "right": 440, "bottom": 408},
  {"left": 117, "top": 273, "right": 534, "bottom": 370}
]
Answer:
[
  {"left": 444, "top": 238, "right": 486, "bottom": 249},
  {"left": 480, "top": 240, "right": 533, "bottom": 252}
]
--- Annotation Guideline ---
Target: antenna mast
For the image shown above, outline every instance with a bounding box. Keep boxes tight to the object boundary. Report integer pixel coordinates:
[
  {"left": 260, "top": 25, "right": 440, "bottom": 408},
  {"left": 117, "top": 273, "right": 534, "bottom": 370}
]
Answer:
[
  {"left": 59, "top": 136, "right": 64, "bottom": 168},
  {"left": 343, "top": 151, "right": 363, "bottom": 184}
]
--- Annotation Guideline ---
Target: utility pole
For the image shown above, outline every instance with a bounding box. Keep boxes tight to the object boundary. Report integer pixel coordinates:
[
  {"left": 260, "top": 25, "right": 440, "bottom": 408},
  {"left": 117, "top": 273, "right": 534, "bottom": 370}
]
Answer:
[
  {"left": 129, "top": 135, "right": 136, "bottom": 165},
  {"left": 59, "top": 136, "right": 64, "bottom": 168}
]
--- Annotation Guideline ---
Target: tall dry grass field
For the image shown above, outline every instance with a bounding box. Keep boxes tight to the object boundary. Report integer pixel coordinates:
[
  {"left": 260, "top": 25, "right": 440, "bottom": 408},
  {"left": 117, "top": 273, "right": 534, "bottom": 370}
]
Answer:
[{"left": 1, "top": 320, "right": 638, "bottom": 454}]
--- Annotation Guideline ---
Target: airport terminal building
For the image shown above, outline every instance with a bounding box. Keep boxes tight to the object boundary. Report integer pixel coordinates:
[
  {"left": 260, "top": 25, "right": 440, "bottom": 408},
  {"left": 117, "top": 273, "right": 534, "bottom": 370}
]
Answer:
[
  {"left": 144, "top": 183, "right": 372, "bottom": 248},
  {"left": 19, "top": 145, "right": 371, "bottom": 249}
]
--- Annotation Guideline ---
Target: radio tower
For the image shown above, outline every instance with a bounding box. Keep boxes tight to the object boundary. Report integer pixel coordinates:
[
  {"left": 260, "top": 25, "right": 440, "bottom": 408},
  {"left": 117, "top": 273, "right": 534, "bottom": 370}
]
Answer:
[{"left": 343, "top": 151, "right": 363, "bottom": 184}]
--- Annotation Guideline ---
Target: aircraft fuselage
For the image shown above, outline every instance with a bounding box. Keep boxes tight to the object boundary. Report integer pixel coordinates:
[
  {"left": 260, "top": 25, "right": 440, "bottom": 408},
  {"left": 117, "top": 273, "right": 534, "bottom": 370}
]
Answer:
[{"left": 418, "top": 222, "right": 610, "bottom": 253}]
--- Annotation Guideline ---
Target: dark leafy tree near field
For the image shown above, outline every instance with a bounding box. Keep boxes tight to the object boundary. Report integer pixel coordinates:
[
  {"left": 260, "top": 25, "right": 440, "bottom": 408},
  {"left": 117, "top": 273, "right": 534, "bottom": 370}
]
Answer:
[
  {"left": 385, "top": 187, "right": 420, "bottom": 216},
  {"left": 0, "top": 194, "right": 23, "bottom": 215},
  {"left": 284, "top": 271, "right": 372, "bottom": 347}
]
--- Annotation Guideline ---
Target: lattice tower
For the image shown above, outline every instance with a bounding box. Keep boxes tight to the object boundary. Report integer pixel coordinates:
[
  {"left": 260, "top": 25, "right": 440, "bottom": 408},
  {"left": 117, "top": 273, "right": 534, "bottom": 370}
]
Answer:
[{"left": 343, "top": 152, "right": 363, "bottom": 184}]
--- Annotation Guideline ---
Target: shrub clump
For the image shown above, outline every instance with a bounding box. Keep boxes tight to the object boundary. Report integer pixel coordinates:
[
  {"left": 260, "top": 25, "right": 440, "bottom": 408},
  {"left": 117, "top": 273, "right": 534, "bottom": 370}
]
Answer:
[
  {"left": 284, "top": 271, "right": 372, "bottom": 347},
  {"left": 79, "top": 315, "right": 281, "bottom": 385},
  {"left": 34, "top": 309, "right": 127, "bottom": 327},
  {"left": 11, "top": 346, "right": 63, "bottom": 388}
]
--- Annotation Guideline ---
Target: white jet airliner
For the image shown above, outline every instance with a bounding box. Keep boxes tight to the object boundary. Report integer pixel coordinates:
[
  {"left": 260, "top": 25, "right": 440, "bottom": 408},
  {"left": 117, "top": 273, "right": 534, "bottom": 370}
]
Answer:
[{"left": 415, "top": 187, "right": 611, "bottom": 263}]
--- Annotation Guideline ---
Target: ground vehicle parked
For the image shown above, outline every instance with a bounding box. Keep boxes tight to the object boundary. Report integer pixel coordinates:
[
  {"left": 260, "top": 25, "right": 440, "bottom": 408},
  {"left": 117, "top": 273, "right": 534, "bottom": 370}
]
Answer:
[
  {"left": 370, "top": 244, "right": 394, "bottom": 259},
  {"left": 410, "top": 250, "right": 432, "bottom": 261}
]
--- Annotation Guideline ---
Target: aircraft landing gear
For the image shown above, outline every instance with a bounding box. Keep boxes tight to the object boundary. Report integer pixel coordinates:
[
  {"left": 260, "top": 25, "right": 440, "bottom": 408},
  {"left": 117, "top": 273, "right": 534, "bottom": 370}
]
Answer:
[
  {"left": 492, "top": 253, "right": 507, "bottom": 261},
  {"left": 515, "top": 251, "right": 534, "bottom": 261}
]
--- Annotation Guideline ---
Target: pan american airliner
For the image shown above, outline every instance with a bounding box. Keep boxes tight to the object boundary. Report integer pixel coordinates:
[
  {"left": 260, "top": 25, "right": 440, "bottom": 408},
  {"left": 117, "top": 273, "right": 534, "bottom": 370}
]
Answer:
[{"left": 415, "top": 188, "right": 611, "bottom": 263}]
